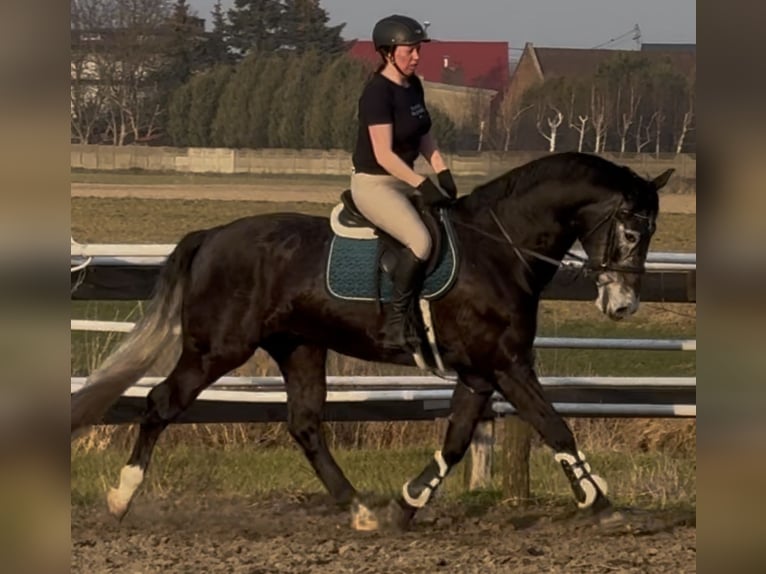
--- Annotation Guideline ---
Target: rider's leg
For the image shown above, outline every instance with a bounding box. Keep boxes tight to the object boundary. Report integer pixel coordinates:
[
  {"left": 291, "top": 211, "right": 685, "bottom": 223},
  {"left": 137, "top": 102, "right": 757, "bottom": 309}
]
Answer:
[{"left": 351, "top": 173, "right": 432, "bottom": 350}]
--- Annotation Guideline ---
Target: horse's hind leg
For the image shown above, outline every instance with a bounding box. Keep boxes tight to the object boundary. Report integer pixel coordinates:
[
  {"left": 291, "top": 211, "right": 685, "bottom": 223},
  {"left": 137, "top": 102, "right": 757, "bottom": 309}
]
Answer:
[
  {"left": 267, "top": 343, "right": 358, "bottom": 507},
  {"left": 107, "top": 345, "right": 252, "bottom": 520},
  {"left": 493, "top": 346, "right": 611, "bottom": 513},
  {"left": 393, "top": 374, "right": 493, "bottom": 528}
]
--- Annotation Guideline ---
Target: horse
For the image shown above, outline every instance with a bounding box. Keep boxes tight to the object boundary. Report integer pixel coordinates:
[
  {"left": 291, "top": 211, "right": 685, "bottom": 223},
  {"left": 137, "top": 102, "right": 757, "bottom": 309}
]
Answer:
[{"left": 71, "top": 151, "right": 673, "bottom": 531}]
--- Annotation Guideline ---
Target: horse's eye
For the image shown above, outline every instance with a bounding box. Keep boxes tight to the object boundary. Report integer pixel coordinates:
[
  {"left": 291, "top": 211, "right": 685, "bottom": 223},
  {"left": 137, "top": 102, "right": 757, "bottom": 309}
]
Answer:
[{"left": 624, "top": 229, "right": 640, "bottom": 245}]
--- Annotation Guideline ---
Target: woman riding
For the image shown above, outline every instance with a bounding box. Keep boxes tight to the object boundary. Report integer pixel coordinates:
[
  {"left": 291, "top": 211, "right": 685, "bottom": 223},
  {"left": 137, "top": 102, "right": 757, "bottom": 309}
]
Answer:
[{"left": 351, "top": 14, "right": 457, "bottom": 352}]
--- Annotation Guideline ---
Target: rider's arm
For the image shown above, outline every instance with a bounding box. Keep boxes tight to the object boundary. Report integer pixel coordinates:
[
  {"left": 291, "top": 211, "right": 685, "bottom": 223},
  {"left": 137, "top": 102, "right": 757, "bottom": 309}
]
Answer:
[
  {"left": 419, "top": 132, "right": 448, "bottom": 173},
  {"left": 368, "top": 123, "right": 426, "bottom": 188}
]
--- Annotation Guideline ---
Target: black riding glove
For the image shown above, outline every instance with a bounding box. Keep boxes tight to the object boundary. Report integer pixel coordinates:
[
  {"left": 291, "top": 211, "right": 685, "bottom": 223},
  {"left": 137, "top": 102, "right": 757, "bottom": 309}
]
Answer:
[
  {"left": 417, "top": 177, "right": 451, "bottom": 207},
  {"left": 437, "top": 169, "right": 458, "bottom": 200}
]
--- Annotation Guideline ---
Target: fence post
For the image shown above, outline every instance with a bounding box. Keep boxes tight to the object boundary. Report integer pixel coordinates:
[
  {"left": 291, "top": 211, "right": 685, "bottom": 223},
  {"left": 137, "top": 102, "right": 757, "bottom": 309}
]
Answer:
[
  {"left": 466, "top": 419, "right": 494, "bottom": 490},
  {"left": 500, "top": 416, "right": 533, "bottom": 504}
]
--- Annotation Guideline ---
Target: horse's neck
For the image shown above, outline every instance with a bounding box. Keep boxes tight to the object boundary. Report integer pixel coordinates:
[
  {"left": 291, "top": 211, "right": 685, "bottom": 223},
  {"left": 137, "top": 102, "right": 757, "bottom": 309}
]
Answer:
[{"left": 490, "top": 185, "right": 591, "bottom": 253}]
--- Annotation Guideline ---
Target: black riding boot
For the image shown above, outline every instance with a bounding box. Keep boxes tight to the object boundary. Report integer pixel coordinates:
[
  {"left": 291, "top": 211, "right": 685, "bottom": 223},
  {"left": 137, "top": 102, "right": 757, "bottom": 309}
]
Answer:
[{"left": 381, "top": 249, "right": 426, "bottom": 351}]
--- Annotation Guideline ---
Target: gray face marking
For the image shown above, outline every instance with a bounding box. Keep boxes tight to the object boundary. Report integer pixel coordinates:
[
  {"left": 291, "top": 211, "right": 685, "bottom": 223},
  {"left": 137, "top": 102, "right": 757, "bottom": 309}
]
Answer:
[{"left": 594, "top": 269, "right": 639, "bottom": 320}]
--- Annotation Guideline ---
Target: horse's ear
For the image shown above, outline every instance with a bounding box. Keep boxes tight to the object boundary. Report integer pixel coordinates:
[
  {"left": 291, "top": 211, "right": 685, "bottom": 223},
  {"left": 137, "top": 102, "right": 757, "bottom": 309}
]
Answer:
[{"left": 652, "top": 168, "right": 674, "bottom": 190}]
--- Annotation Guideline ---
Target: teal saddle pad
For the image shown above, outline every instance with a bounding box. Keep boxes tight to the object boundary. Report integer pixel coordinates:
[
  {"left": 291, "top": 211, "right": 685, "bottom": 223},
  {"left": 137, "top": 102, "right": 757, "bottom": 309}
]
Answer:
[{"left": 326, "top": 215, "right": 459, "bottom": 302}]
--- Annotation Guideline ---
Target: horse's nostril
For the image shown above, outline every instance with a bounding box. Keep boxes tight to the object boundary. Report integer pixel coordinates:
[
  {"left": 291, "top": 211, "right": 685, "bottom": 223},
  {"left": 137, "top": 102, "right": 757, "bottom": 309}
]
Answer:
[{"left": 613, "top": 304, "right": 630, "bottom": 316}]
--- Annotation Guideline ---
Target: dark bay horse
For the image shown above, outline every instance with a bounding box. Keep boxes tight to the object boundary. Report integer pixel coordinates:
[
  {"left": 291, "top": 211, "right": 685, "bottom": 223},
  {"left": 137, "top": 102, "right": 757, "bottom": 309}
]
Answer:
[{"left": 71, "top": 152, "right": 673, "bottom": 530}]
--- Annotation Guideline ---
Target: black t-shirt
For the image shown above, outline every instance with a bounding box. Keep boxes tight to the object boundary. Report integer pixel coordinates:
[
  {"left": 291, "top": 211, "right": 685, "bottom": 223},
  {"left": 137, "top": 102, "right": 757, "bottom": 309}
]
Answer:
[{"left": 352, "top": 73, "right": 432, "bottom": 174}]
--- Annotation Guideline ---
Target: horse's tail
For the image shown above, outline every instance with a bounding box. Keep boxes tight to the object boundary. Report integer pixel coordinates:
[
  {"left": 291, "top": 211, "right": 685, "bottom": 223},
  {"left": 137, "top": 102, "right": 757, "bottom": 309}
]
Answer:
[{"left": 70, "top": 229, "right": 209, "bottom": 437}]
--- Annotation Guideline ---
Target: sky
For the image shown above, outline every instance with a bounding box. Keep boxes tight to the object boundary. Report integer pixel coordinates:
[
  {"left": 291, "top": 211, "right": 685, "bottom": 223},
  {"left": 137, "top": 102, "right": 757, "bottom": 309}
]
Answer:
[{"left": 188, "top": 0, "right": 696, "bottom": 52}]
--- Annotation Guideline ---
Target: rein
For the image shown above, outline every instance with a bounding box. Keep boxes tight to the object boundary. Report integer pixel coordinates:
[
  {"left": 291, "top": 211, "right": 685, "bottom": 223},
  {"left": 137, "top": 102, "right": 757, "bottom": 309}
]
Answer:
[
  {"left": 449, "top": 211, "right": 587, "bottom": 271},
  {"left": 450, "top": 199, "right": 647, "bottom": 278}
]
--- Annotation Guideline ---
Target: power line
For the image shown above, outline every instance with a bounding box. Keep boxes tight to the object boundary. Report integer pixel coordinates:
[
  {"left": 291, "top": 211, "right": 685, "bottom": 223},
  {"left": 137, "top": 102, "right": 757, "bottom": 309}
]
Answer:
[{"left": 591, "top": 24, "right": 641, "bottom": 50}]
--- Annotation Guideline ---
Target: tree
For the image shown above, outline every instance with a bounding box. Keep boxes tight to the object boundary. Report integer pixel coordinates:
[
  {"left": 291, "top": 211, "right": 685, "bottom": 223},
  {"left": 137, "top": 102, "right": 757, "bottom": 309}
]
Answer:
[
  {"left": 674, "top": 66, "right": 695, "bottom": 154},
  {"left": 589, "top": 79, "right": 609, "bottom": 153},
  {"left": 598, "top": 54, "right": 653, "bottom": 154},
  {"left": 248, "top": 53, "right": 285, "bottom": 147},
  {"left": 272, "top": 50, "right": 323, "bottom": 147},
  {"left": 227, "top": 0, "right": 286, "bottom": 56},
  {"left": 495, "top": 87, "right": 532, "bottom": 151},
  {"left": 566, "top": 78, "right": 591, "bottom": 152},
  {"left": 525, "top": 78, "right": 569, "bottom": 152},
  {"left": 327, "top": 57, "right": 371, "bottom": 150},
  {"left": 277, "top": 0, "right": 346, "bottom": 54},
  {"left": 429, "top": 106, "right": 458, "bottom": 152},
  {"left": 200, "top": 0, "right": 235, "bottom": 67},
  {"left": 71, "top": 0, "right": 173, "bottom": 144},
  {"left": 187, "top": 65, "right": 233, "bottom": 146},
  {"left": 304, "top": 60, "right": 339, "bottom": 149},
  {"left": 167, "top": 81, "right": 193, "bottom": 145}
]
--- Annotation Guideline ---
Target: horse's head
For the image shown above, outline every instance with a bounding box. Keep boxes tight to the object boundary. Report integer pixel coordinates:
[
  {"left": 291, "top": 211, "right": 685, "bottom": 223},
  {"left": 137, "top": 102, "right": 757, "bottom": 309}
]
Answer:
[{"left": 577, "top": 168, "right": 674, "bottom": 320}]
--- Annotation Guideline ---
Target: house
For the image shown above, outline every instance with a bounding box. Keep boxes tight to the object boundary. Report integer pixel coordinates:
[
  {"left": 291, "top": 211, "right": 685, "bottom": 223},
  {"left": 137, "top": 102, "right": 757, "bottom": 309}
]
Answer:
[
  {"left": 500, "top": 42, "right": 696, "bottom": 153},
  {"left": 505, "top": 41, "right": 696, "bottom": 109},
  {"left": 641, "top": 43, "right": 696, "bottom": 53},
  {"left": 347, "top": 40, "right": 510, "bottom": 92}
]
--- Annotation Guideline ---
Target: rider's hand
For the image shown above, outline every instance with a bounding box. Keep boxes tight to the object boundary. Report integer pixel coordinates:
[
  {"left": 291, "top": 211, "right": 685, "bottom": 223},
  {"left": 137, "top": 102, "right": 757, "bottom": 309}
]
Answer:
[
  {"left": 437, "top": 169, "right": 458, "bottom": 200},
  {"left": 416, "top": 177, "right": 451, "bottom": 207}
]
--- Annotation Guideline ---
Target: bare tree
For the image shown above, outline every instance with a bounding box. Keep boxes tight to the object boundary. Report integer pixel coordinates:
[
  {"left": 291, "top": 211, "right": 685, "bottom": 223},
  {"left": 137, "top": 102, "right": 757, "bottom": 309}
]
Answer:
[
  {"left": 566, "top": 81, "right": 589, "bottom": 152},
  {"left": 634, "top": 111, "right": 658, "bottom": 153},
  {"left": 616, "top": 83, "right": 642, "bottom": 154},
  {"left": 495, "top": 84, "right": 533, "bottom": 151},
  {"left": 536, "top": 104, "right": 564, "bottom": 152},
  {"left": 653, "top": 110, "right": 666, "bottom": 157},
  {"left": 674, "top": 69, "right": 695, "bottom": 154},
  {"left": 71, "top": 0, "right": 172, "bottom": 143},
  {"left": 590, "top": 83, "right": 608, "bottom": 153}
]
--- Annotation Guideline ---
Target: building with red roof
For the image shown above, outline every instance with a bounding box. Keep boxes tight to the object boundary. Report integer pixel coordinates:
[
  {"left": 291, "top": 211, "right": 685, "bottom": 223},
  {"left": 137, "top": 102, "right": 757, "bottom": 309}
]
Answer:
[{"left": 347, "top": 40, "right": 510, "bottom": 92}]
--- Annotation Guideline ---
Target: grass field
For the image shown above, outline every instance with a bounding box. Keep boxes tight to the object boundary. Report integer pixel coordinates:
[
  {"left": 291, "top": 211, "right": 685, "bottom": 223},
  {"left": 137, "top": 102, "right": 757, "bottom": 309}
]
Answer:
[{"left": 70, "top": 177, "right": 696, "bottom": 510}]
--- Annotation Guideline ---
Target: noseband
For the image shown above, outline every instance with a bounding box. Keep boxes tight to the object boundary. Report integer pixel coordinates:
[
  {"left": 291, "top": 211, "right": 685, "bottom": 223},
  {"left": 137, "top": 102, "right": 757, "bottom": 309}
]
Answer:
[
  {"left": 454, "top": 201, "right": 652, "bottom": 280},
  {"left": 579, "top": 201, "right": 654, "bottom": 277}
]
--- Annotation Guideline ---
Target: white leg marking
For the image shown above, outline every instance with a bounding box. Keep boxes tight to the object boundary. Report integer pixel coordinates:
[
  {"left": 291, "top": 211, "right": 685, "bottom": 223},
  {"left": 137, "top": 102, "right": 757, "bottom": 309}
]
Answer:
[
  {"left": 350, "top": 501, "right": 379, "bottom": 531},
  {"left": 106, "top": 464, "right": 144, "bottom": 519},
  {"left": 554, "top": 451, "right": 608, "bottom": 509},
  {"left": 402, "top": 450, "right": 450, "bottom": 508}
]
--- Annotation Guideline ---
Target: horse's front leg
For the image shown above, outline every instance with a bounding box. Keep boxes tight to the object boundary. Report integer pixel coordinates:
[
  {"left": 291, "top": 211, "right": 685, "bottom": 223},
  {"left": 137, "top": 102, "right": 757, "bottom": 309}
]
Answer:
[
  {"left": 493, "top": 335, "right": 611, "bottom": 513},
  {"left": 391, "top": 374, "right": 493, "bottom": 529}
]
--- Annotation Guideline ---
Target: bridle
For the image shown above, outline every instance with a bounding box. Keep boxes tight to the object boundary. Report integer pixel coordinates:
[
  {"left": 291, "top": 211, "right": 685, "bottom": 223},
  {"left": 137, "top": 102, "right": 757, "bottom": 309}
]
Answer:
[
  {"left": 577, "top": 200, "right": 654, "bottom": 276},
  {"left": 449, "top": 198, "right": 653, "bottom": 279}
]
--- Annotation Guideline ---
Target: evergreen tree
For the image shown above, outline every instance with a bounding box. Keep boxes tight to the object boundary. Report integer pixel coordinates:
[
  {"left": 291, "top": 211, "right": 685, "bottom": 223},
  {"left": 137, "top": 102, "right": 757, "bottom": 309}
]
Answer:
[
  {"left": 272, "top": 50, "right": 323, "bottom": 147},
  {"left": 211, "top": 54, "right": 264, "bottom": 147},
  {"left": 303, "top": 61, "right": 338, "bottom": 149},
  {"left": 328, "top": 58, "right": 371, "bottom": 150},
  {"left": 277, "top": 0, "right": 346, "bottom": 54},
  {"left": 429, "top": 106, "right": 458, "bottom": 152},
  {"left": 167, "top": 82, "right": 194, "bottom": 146},
  {"left": 248, "top": 53, "right": 285, "bottom": 147},
  {"left": 227, "top": 0, "right": 348, "bottom": 59},
  {"left": 227, "top": 0, "right": 283, "bottom": 57},
  {"left": 200, "top": 0, "right": 234, "bottom": 66},
  {"left": 187, "top": 65, "right": 233, "bottom": 146}
]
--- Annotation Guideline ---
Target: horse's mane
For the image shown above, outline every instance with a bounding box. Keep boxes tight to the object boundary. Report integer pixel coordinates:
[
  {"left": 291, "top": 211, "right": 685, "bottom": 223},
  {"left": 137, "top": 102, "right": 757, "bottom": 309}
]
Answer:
[{"left": 460, "top": 152, "right": 648, "bottom": 210}]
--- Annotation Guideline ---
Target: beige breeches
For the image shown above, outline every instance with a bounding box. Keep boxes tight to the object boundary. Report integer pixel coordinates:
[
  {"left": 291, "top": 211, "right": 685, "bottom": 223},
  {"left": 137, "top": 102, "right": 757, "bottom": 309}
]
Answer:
[{"left": 350, "top": 173, "right": 432, "bottom": 261}]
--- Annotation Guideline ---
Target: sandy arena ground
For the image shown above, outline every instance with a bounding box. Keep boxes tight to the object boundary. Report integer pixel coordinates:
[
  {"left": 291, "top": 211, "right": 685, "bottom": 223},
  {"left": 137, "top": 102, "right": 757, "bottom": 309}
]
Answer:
[{"left": 72, "top": 494, "right": 695, "bottom": 573}]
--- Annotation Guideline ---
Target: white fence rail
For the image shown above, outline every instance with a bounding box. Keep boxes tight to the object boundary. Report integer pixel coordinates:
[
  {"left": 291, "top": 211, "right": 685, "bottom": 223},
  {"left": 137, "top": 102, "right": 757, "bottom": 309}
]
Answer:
[
  {"left": 71, "top": 242, "right": 696, "bottom": 272},
  {"left": 71, "top": 243, "right": 696, "bottom": 422},
  {"left": 70, "top": 376, "right": 696, "bottom": 419}
]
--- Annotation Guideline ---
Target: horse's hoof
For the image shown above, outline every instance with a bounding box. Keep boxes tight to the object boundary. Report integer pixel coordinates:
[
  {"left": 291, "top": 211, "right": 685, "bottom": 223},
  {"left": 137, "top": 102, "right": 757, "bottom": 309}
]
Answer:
[
  {"left": 385, "top": 498, "right": 417, "bottom": 531},
  {"left": 106, "top": 488, "right": 130, "bottom": 521},
  {"left": 350, "top": 499, "right": 379, "bottom": 532}
]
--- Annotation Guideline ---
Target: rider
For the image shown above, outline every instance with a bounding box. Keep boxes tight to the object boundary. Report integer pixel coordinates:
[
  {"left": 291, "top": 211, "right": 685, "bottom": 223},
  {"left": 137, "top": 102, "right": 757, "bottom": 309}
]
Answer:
[{"left": 351, "top": 14, "right": 458, "bottom": 352}]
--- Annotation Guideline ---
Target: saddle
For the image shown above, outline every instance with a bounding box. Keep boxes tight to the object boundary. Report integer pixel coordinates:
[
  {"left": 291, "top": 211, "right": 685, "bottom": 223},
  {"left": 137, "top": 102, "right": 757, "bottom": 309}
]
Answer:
[
  {"left": 327, "top": 190, "right": 459, "bottom": 374},
  {"left": 330, "top": 189, "right": 445, "bottom": 277}
]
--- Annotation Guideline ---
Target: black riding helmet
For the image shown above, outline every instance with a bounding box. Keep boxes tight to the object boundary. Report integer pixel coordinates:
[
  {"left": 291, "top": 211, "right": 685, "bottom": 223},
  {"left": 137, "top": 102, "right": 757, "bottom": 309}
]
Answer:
[{"left": 372, "top": 15, "right": 430, "bottom": 51}]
